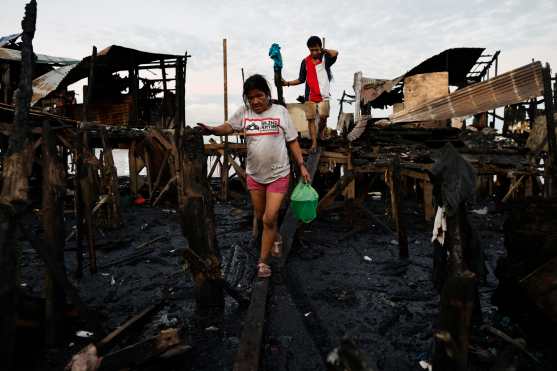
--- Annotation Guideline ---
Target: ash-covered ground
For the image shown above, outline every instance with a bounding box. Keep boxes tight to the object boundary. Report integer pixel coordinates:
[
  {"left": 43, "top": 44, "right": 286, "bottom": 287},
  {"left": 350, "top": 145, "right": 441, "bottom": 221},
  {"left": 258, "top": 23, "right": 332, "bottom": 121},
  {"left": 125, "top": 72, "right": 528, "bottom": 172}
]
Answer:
[{"left": 15, "top": 182, "right": 553, "bottom": 371}]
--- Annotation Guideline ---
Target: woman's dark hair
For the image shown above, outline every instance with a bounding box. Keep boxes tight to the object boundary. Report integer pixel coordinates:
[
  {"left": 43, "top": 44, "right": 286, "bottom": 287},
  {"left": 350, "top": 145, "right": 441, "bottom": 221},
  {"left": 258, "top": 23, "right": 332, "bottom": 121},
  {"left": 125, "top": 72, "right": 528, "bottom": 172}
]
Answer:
[
  {"left": 306, "top": 36, "right": 322, "bottom": 48},
  {"left": 243, "top": 74, "right": 272, "bottom": 105}
]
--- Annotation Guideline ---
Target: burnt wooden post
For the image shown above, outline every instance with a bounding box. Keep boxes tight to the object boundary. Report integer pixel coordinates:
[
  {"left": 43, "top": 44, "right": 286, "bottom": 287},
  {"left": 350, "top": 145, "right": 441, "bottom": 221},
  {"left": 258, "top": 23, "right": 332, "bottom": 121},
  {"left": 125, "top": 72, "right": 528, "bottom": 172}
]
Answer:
[
  {"left": 129, "top": 58, "right": 139, "bottom": 126},
  {"left": 389, "top": 155, "right": 408, "bottom": 258},
  {"left": 77, "top": 131, "right": 98, "bottom": 273},
  {"left": 175, "top": 56, "right": 185, "bottom": 130},
  {"left": 1, "top": 64, "right": 11, "bottom": 104},
  {"left": 273, "top": 64, "right": 284, "bottom": 106},
  {"left": 128, "top": 140, "right": 139, "bottom": 196},
  {"left": 83, "top": 46, "right": 96, "bottom": 122},
  {"left": 42, "top": 121, "right": 67, "bottom": 346},
  {"left": 221, "top": 39, "right": 230, "bottom": 200},
  {"left": 100, "top": 129, "right": 122, "bottom": 228},
  {"left": 159, "top": 59, "right": 168, "bottom": 128},
  {"left": 73, "top": 129, "right": 85, "bottom": 278},
  {"left": 0, "top": 2, "right": 36, "bottom": 368},
  {"left": 542, "top": 64, "right": 557, "bottom": 196},
  {"left": 177, "top": 127, "right": 224, "bottom": 309},
  {"left": 433, "top": 207, "right": 476, "bottom": 371}
]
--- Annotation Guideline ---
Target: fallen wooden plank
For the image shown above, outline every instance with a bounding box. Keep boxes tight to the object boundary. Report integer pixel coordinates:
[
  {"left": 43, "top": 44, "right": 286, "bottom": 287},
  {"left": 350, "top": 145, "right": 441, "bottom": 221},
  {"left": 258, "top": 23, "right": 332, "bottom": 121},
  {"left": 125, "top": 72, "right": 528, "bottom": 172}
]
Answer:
[
  {"left": 233, "top": 149, "right": 322, "bottom": 371},
  {"left": 317, "top": 172, "right": 354, "bottom": 212},
  {"left": 95, "top": 328, "right": 182, "bottom": 371},
  {"left": 391, "top": 62, "right": 544, "bottom": 123},
  {"left": 96, "top": 299, "right": 165, "bottom": 353}
]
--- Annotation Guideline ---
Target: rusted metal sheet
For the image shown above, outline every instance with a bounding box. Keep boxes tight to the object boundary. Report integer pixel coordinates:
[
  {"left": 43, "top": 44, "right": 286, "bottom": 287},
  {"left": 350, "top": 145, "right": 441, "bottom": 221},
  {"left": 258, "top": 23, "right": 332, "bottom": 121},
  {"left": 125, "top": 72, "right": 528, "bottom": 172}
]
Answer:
[
  {"left": 358, "top": 48, "right": 485, "bottom": 108},
  {"left": 0, "top": 47, "right": 78, "bottom": 65},
  {"left": 360, "top": 76, "right": 403, "bottom": 105},
  {"left": 31, "top": 64, "right": 75, "bottom": 106},
  {"left": 29, "top": 44, "right": 183, "bottom": 106},
  {"left": 0, "top": 33, "right": 21, "bottom": 47},
  {"left": 391, "top": 62, "right": 544, "bottom": 123}
]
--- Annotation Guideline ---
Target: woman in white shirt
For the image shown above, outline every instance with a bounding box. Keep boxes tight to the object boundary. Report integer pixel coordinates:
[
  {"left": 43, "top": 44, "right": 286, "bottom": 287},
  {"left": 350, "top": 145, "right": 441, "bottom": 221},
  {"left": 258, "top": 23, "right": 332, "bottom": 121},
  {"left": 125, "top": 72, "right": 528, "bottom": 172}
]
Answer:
[{"left": 198, "top": 74, "right": 310, "bottom": 278}]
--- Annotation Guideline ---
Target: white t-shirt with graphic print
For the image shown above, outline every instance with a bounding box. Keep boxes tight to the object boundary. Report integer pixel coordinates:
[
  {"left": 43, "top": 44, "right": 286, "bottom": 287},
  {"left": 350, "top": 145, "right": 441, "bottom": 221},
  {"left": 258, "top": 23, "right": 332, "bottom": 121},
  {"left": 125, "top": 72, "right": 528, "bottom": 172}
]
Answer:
[{"left": 228, "top": 104, "right": 298, "bottom": 184}]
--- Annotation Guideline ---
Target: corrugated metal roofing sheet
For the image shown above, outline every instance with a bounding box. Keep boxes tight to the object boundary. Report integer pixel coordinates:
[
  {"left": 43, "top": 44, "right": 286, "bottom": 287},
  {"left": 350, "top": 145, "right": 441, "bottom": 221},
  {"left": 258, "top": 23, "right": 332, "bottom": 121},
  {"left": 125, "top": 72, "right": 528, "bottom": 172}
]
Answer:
[
  {"left": 0, "top": 47, "right": 79, "bottom": 65},
  {"left": 0, "top": 33, "right": 21, "bottom": 47}
]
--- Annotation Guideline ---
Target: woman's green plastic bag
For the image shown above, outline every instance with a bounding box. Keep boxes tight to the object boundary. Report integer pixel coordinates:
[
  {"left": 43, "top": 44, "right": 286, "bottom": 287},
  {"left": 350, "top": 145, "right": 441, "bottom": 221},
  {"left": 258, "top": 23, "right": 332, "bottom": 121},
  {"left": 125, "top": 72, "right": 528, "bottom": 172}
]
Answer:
[{"left": 290, "top": 182, "right": 319, "bottom": 223}]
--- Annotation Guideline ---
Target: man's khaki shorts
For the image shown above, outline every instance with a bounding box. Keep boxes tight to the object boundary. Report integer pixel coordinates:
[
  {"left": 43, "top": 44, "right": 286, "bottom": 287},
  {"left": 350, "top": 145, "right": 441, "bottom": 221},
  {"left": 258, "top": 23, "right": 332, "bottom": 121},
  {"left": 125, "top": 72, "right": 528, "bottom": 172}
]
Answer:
[{"left": 304, "top": 100, "right": 330, "bottom": 121}]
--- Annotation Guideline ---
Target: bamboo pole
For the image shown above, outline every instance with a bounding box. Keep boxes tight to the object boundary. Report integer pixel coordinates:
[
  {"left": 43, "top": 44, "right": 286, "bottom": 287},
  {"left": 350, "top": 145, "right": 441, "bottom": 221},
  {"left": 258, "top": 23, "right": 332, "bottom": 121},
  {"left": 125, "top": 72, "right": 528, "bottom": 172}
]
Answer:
[{"left": 221, "top": 38, "right": 230, "bottom": 200}]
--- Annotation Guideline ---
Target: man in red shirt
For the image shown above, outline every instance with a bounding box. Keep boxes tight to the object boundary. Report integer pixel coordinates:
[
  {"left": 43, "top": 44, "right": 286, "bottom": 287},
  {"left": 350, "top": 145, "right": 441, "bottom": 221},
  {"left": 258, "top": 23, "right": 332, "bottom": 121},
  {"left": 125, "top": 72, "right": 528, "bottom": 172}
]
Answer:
[{"left": 283, "top": 36, "right": 339, "bottom": 152}]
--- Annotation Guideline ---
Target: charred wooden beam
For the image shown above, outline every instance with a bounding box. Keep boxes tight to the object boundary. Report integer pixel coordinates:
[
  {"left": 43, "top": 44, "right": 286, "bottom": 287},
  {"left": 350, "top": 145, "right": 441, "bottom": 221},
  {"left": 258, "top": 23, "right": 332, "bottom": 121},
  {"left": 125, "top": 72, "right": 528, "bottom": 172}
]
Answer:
[
  {"left": 73, "top": 129, "right": 85, "bottom": 277},
  {"left": 388, "top": 155, "right": 409, "bottom": 258},
  {"left": 0, "top": 2, "right": 36, "bottom": 369},
  {"left": 42, "top": 121, "right": 67, "bottom": 347},
  {"left": 100, "top": 129, "right": 122, "bottom": 228},
  {"left": 175, "top": 56, "right": 185, "bottom": 131},
  {"left": 542, "top": 64, "right": 557, "bottom": 196},
  {"left": 128, "top": 140, "right": 139, "bottom": 196},
  {"left": 177, "top": 127, "right": 224, "bottom": 309},
  {"left": 77, "top": 131, "right": 98, "bottom": 273},
  {"left": 432, "top": 208, "right": 477, "bottom": 371},
  {"left": 83, "top": 46, "right": 97, "bottom": 123}
]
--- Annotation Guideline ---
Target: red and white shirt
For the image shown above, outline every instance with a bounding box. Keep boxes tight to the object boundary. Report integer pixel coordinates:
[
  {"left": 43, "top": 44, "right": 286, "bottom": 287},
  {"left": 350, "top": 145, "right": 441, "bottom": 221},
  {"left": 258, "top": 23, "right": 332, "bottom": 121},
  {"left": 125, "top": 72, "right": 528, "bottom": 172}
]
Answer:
[{"left": 229, "top": 104, "right": 298, "bottom": 184}]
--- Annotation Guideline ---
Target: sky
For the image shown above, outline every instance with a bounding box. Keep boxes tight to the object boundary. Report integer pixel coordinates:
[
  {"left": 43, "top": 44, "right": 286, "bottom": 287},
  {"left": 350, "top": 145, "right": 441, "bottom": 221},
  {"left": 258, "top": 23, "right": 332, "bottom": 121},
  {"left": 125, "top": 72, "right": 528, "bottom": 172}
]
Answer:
[{"left": 1, "top": 0, "right": 557, "bottom": 127}]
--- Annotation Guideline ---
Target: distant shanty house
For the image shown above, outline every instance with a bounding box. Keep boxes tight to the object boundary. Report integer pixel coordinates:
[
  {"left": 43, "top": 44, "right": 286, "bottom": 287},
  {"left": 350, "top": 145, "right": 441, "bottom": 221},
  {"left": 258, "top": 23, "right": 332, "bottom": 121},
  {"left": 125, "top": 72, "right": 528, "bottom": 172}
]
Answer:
[
  {"left": 0, "top": 33, "right": 79, "bottom": 105},
  {"left": 342, "top": 47, "right": 503, "bottom": 139},
  {"left": 0, "top": 33, "right": 188, "bottom": 129}
]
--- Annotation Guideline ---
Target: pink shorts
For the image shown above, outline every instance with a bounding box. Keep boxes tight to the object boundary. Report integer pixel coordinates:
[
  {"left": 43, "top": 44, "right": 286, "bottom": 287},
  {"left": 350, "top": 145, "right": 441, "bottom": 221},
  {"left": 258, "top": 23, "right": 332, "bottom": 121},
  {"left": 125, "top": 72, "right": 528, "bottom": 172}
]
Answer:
[{"left": 247, "top": 174, "right": 290, "bottom": 194}]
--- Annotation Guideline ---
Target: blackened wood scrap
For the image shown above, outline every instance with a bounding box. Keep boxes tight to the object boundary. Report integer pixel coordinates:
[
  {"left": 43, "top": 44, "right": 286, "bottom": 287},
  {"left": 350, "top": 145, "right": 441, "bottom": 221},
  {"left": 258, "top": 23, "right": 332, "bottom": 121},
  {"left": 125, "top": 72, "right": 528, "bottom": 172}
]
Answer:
[
  {"left": 42, "top": 121, "right": 67, "bottom": 347},
  {"left": 66, "top": 328, "right": 184, "bottom": 371},
  {"left": 180, "top": 246, "right": 249, "bottom": 307},
  {"left": 177, "top": 127, "right": 224, "bottom": 309},
  {"left": 317, "top": 172, "right": 355, "bottom": 212},
  {"left": 93, "top": 235, "right": 167, "bottom": 270},
  {"left": 501, "top": 175, "right": 525, "bottom": 203},
  {"left": 95, "top": 299, "right": 165, "bottom": 354},
  {"left": 388, "top": 155, "right": 409, "bottom": 258},
  {"left": 350, "top": 199, "right": 394, "bottom": 236},
  {"left": 542, "top": 65, "right": 557, "bottom": 196},
  {"left": 152, "top": 175, "right": 177, "bottom": 207},
  {"left": 99, "top": 129, "right": 122, "bottom": 228},
  {"left": 519, "top": 256, "right": 557, "bottom": 324},
  {"left": 481, "top": 325, "right": 540, "bottom": 365}
]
